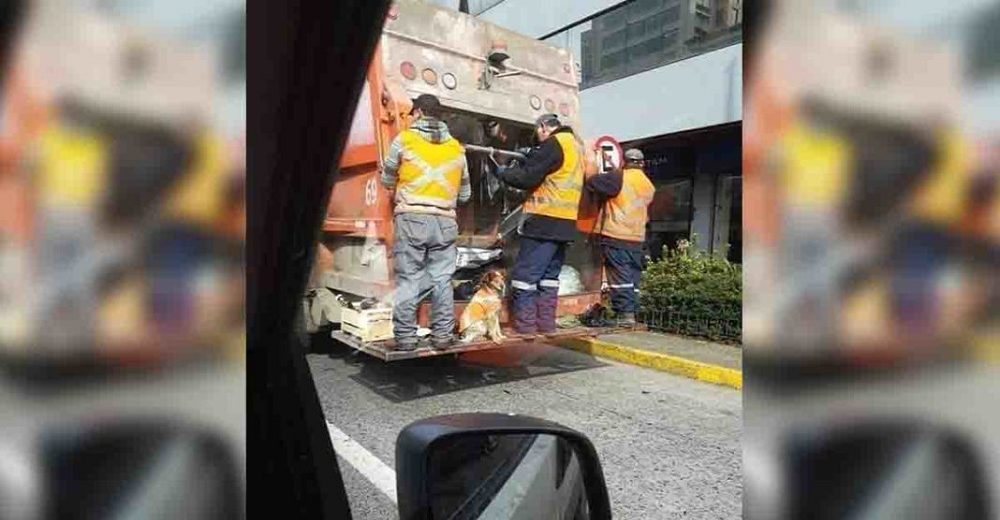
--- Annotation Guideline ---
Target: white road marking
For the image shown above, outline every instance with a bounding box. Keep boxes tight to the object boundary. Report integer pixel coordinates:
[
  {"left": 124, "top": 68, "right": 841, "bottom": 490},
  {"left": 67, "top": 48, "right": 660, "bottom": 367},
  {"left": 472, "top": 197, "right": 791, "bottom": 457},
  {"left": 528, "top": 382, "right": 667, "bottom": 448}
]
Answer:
[{"left": 326, "top": 422, "right": 398, "bottom": 504}]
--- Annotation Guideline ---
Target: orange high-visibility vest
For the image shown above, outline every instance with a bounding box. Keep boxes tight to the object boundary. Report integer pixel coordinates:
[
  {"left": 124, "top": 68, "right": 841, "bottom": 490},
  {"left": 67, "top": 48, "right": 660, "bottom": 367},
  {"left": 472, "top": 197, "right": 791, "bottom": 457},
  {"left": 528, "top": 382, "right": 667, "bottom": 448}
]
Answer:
[
  {"left": 459, "top": 293, "right": 503, "bottom": 332},
  {"left": 165, "top": 132, "right": 228, "bottom": 229},
  {"left": 395, "top": 129, "right": 465, "bottom": 215},
  {"left": 523, "top": 132, "right": 584, "bottom": 221},
  {"left": 911, "top": 129, "right": 970, "bottom": 228},
  {"left": 599, "top": 167, "right": 655, "bottom": 243}
]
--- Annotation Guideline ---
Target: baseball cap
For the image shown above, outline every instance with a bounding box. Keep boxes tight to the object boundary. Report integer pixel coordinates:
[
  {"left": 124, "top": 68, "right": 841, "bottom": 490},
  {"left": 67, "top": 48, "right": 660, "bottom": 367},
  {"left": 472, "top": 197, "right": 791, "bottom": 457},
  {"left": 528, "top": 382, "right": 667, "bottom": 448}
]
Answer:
[
  {"left": 410, "top": 94, "right": 441, "bottom": 115},
  {"left": 624, "top": 148, "right": 644, "bottom": 161},
  {"left": 535, "top": 113, "right": 561, "bottom": 127}
]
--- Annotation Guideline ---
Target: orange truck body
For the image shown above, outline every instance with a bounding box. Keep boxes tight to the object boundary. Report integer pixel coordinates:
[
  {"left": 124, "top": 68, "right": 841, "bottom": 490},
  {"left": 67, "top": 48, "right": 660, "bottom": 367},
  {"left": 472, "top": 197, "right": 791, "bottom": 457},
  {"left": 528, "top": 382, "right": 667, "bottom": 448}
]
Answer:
[{"left": 313, "top": 0, "right": 608, "bottom": 329}]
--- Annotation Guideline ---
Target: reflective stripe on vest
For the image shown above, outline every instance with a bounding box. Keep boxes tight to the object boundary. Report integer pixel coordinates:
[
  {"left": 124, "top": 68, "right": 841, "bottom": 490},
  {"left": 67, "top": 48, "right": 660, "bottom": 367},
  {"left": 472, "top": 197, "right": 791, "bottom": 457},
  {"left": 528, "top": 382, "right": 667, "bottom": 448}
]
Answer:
[
  {"left": 600, "top": 168, "right": 655, "bottom": 243},
  {"left": 523, "top": 132, "right": 584, "bottom": 220},
  {"left": 396, "top": 129, "right": 465, "bottom": 209}
]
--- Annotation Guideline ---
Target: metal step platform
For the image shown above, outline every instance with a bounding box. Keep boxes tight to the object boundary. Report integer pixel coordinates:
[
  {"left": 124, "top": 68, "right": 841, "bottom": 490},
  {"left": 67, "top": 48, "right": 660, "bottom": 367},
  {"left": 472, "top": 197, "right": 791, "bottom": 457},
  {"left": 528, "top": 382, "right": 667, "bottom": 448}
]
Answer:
[{"left": 331, "top": 325, "right": 641, "bottom": 362}]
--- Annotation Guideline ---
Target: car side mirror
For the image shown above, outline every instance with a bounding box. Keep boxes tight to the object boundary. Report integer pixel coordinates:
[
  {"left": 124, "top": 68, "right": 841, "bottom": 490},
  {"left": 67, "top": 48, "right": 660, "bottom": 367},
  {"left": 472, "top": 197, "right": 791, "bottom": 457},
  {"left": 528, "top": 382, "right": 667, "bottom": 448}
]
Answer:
[
  {"left": 747, "top": 419, "right": 993, "bottom": 520},
  {"left": 396, "top": 413, "right": 611, "bottom": 520},
  {"left": 0, "top": 419, "right": 243, "bottom": 520}
]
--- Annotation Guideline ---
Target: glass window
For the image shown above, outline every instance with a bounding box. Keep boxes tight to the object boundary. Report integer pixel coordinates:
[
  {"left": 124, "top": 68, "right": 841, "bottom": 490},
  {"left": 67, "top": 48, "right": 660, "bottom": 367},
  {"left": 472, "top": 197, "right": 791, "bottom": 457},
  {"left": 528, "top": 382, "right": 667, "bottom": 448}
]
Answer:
[
  {"left": 627, "top": 20, "right": 646, "bottom": 42},
  {"left": 544, "top": 0, "right": 742, "bottom": 89},
  {"left": 628, "top": 0, "right": 666, "bottom": 19},
  {"left": 646, "top": 179, "right": 693, "bottom": 260},
  {"left": 605, "top": 28, "right": 627, "bottom": 50},
  {"left": 664, "top": 4, "right": 680, "bottom": 24},
  {"left": 603, "top": 10, "right": 626, "bottom": 29}
]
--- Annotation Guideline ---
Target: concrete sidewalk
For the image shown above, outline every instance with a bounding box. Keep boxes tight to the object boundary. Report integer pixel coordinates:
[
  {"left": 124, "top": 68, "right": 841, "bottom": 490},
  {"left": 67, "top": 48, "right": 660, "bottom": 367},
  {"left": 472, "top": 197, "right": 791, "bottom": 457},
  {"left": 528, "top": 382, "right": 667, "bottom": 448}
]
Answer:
[{"left": 556, "top": 331, "right": 742, "bottom": 389}]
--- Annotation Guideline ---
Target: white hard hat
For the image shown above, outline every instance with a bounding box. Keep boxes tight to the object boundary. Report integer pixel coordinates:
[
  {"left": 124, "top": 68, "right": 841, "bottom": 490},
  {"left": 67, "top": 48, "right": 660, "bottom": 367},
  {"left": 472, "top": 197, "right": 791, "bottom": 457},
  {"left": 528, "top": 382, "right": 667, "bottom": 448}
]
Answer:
[{"left": 624, "top": 148, "right": 644, "bottom": 161}]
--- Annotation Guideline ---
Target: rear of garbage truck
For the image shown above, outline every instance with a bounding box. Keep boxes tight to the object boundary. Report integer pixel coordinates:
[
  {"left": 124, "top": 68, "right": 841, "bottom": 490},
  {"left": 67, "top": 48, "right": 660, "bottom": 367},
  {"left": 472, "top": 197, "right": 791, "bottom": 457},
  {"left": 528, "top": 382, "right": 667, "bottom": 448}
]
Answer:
[{"left": 305, "top": 0, "right": 616, "bottom": 359}]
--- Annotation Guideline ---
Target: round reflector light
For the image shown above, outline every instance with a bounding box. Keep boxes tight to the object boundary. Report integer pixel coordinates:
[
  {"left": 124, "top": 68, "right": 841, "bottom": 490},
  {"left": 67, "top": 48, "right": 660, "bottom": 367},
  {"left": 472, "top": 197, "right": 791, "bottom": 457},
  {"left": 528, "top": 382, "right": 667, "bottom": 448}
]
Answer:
[
  {"left": 529, "top": 95, "right": 542, "bottom": 110},
  {"left": 442, "top": 72, "right": 457, "bottom": 90},
  {"left": 544, "top": 98, "right": 555, "bottom": 112},
  {"left": 400, "top": 61, "right": 416, "bottom": 80},
  {"left": 422, "top": 68, "right": 438, "bottom": 85},
  {"left": 559, "top": 102, "right": 570, "bottom": 116}
]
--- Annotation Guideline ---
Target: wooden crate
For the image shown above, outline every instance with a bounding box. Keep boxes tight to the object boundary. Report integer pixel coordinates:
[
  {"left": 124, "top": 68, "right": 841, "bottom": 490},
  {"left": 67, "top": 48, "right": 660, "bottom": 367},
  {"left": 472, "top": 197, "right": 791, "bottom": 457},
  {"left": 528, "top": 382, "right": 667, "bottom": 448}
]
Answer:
[{"left": 340, "top": 307, "right": 393, "bottom": 343}]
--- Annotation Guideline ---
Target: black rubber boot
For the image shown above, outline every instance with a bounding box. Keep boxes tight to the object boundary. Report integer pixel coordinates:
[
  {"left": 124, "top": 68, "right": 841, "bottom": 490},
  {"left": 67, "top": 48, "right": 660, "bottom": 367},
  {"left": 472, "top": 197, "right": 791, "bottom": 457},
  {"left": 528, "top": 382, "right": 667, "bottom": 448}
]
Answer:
[
  {"left": 393, "top": 340, "right": 418, "bottom": 352},
  {"left": 430, "top": 337, "right": 456, "bottom": 350}
]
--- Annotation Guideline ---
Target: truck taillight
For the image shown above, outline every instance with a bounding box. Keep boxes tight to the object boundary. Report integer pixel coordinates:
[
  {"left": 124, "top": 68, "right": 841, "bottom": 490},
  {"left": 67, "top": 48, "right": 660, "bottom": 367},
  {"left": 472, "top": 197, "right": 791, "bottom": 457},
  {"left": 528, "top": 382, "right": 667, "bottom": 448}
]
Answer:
[
  {"left": 400, "top": 62, "right": 416, "bottom": 80},
  {"left": 544, "top": 98, "right": 555, "bottom": 112},
  {"left": 559, "top": 102, "right": 570, "bottom": 117},
  {"left": 442, "top": 73, "right": 457, "bottom": 90},
  {"left": 529, "top": 95, "right": 542, "bottom": 110},
  {"left": 421, "top": 68, "right": 438, "bottom": 85}
]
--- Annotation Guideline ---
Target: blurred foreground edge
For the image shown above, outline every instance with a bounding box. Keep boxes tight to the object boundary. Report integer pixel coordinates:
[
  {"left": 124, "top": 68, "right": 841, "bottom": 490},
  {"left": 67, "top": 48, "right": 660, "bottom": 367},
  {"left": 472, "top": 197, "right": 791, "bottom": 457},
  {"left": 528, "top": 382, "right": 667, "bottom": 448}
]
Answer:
[{"left": 247, "top": 0, "right": 391, "bottom": 519}]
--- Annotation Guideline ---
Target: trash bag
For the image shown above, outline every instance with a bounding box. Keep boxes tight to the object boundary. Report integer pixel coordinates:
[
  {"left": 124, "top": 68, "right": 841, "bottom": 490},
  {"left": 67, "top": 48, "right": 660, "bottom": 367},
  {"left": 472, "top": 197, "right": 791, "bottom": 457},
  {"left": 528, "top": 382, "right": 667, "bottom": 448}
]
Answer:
[
  {"left": 456, "top": 247, "right": 503, "bottom": 270},
  {"left": 557, "top": 265, "right": 585, "bottom": 296}
]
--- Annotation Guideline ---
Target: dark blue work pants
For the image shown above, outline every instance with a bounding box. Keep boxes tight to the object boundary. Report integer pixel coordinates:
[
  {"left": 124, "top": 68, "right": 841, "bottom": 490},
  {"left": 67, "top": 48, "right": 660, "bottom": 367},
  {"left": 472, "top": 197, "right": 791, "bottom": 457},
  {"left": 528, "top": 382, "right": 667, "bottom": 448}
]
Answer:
[
  {"left": 603, "top": 245, "right": 643, "bottom": 315},
  {"left": 510, "top": 237, "right": 567, "bottom": 334}
]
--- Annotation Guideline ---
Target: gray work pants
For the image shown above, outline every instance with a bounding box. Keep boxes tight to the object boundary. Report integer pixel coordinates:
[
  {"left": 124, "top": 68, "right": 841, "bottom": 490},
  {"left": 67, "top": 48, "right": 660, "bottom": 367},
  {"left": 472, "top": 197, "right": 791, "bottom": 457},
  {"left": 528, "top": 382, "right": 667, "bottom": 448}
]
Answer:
[
  {"left": 37, "top": 207, "right": 98, "bottom": 350},
  {"left": 392, "top": 213, "right": 458, "bottom": 346}
]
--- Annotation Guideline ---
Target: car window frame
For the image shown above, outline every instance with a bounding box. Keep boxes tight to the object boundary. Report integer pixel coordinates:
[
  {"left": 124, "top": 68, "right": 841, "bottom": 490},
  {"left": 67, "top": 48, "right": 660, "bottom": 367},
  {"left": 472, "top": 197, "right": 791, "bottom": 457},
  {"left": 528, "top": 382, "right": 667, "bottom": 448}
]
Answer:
[{"left": 247, "top": 0, "right": 392, "bottom": 518}]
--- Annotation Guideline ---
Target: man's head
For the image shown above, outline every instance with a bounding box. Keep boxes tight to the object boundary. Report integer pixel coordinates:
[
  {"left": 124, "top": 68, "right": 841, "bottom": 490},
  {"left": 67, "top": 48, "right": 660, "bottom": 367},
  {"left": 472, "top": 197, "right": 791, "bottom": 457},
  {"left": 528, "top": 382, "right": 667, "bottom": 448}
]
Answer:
[
  {"left": 534, "top": 113, "right": 562, "bottom": 142},
  {"left": 410, "top": 94, "right": 442, "bottom": 119},
  {"left": 624, "top": 148, "right": 644, "bottom": 168}
]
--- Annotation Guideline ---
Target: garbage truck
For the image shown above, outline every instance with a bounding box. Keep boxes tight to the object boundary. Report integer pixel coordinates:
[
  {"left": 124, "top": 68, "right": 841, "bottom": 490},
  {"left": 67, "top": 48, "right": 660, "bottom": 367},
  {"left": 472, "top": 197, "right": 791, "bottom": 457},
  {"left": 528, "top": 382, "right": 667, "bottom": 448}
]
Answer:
[
  {"left": 0, "top": 4, "right": 241, "bottom": 368},
  {"left": 304, "top": 0, "right": 628, "bottom": 360}
]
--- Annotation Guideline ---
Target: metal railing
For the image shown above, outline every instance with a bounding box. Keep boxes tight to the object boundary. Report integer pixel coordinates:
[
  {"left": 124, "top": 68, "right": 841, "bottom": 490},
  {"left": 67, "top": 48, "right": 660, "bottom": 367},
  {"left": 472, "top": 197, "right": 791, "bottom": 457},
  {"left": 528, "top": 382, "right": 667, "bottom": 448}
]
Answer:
[{"left": 639, "top": 298, "right": 741, "bottom": 344}]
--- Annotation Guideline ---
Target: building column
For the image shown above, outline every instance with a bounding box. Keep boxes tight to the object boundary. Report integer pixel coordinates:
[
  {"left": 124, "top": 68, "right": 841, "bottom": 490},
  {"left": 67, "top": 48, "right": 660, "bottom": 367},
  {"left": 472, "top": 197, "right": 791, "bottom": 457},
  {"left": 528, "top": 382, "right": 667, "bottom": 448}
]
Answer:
[
  {"left": 712, "top": 175, "right": 737, "bottom": 257},
  {"left": 690, "top": 171, "right": 716, "bottom": 254}
]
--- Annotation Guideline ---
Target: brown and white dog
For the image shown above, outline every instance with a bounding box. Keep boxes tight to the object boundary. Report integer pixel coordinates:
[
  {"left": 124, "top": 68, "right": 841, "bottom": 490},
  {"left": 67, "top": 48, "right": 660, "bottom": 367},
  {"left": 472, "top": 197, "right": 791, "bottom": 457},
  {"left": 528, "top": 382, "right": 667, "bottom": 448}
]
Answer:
[{"left": 458, "top": 270, "right": 507, "bottom": 344}]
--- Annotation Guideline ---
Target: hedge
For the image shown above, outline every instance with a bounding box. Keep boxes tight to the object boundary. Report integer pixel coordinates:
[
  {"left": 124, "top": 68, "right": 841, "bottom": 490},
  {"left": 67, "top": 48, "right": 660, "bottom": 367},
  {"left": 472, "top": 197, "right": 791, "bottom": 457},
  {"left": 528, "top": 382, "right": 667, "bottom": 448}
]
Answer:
[{"left": 639, "top": 239, "right": 742, "bottom": 343}]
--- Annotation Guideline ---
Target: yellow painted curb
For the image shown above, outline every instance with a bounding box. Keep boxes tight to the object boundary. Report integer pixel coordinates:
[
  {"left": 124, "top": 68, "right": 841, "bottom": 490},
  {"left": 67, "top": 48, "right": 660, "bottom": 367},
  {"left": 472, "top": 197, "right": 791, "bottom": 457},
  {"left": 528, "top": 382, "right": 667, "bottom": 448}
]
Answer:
[{"left": 557, "top": 337, "right": 742, "bottom": 390}]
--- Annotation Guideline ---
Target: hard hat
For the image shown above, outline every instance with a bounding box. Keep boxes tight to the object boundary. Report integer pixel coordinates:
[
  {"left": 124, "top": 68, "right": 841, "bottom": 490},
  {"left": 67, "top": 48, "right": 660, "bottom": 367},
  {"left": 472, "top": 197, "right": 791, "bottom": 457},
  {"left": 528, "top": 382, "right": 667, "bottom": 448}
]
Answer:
[
  {"left": 624, "top": 148, "right": 644, "bottom": 161},
  {"left": 535, "top": 113, "right": 561, "bottom": 128}
]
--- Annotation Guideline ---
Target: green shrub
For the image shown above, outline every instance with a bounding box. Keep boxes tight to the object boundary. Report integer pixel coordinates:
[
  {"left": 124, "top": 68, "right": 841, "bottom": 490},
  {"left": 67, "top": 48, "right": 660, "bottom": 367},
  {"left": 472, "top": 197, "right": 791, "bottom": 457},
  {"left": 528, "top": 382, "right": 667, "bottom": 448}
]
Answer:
[{"left": 640, "top": 238, "right": 742, "bottom": 343}]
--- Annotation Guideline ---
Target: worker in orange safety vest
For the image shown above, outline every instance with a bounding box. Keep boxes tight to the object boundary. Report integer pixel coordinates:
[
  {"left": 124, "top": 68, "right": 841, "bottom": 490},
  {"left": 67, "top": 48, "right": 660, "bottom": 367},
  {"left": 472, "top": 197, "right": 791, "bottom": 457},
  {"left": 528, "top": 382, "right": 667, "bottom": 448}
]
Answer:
[
  {"left": 381, "top": 94, "right": 471, "bottom": 351},
  {"left": 586, "top": 148, "right": 655, "bottom": 325},
  {"left": 495, "top": 113, "right": 585, "bottom": 336}
]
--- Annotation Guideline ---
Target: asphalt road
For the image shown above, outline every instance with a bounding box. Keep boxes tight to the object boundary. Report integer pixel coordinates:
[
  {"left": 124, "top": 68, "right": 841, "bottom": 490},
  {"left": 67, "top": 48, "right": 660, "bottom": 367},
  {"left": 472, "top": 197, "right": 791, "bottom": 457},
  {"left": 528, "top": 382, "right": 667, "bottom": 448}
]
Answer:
[{"left": 307, "top": 336, "right": 742, "bottom": 519}]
